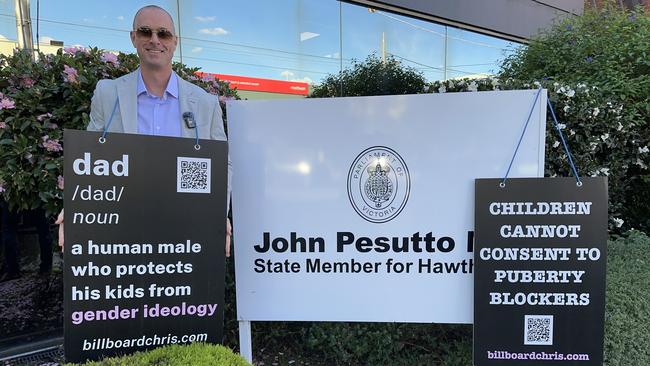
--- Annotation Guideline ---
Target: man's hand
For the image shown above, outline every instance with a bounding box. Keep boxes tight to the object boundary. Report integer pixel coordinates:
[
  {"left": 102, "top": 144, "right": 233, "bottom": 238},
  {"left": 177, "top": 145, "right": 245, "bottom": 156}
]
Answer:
[
  {"left": 55, "top": 209, "right": 64, "bottom": 252},
  {"left": 226, "top": 218, "right": 232, "bottom": 257}
]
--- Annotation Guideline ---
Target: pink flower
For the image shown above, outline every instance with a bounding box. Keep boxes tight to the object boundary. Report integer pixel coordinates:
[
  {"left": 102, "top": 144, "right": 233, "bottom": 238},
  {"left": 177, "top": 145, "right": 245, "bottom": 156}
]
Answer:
[
  {"left": 0, "top": 184, "right": 5, "bottom": 193},
  {"left": 201, "top": 73, "right": 215, "bottom": 82},
  {"left": 21, "top": 76, "right": 35, "bottom": 87},
  {"left": 41, "top": 135, "right": 63, "bottom": 152},
  {"left": 63, "top": 65, "right": 78, "bottom": 83},
  {"left": 0, "top": 122, "right": 6, "bottom": 129},
  {"left": 37, "top": 113, "right": 52, "bottom": 121},
  {"left": 218, "top": 95, "right": 234, "bottom": 103},
  {"left": 64, "top": 46, "right": 87, "bottom": 54},
  {"left": 100, "top": 52, "right": 119, "bottom": 65},
  {"left": 0, "top": 97, "right": 15, "bottom": 109},
  {"left": 57, "top": 175, "right": 64, "bottom": 190}
]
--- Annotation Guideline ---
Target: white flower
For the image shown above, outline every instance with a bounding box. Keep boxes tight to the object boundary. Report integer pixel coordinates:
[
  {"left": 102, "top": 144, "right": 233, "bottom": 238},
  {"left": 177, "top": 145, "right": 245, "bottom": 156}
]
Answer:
[
  {"left": 557, "top": 123, "right": 566, "bottom": 130},
  {"left": 639, "top": 146, "right": 649, "bottom": 154},
  {"left": 566, "top": 89, "right": 575, "bottom": 97},
  {"left": 423, "top": 85, "right": 430, "bottom": 93},
  {"left": 448, "top": 80, "right": 455, "bottom": 88},
  {"left": 599, "top": 167, "right": 610, "bottom": 176},
  {"left": 577, "top": 83, "right": 587, "bottom": 89},
  {"left": 533, "top": 81, "right": 541, "bottom": 87},
  {"left": 592, "top": 108, "right": 600, "bottom": 117},
  {"left": 559, "top": 86, "right": 567, "bottom": 94},
  {"left": 613, "top": 218, "right": 624, "bottom": 228},
  {"left": 635, "top": 158, "right": 648, "bottom": 168},
  {"left": 590, "top": 142, "right": 599, "bottom": 151},
  {"left": 617, "top": 122, "right": 623, "bottom": 131},
  {"left": 467, "top": 81, "right": 478, "bottom": 92},
  {"left": 553, "top": 141, "right": 560, "bottom": 148},
  {"left": 563, "top": 105, "right": 570, "bottom": 113},
  {"left": 600, "top": 133, "right": 609, "bottom": 142},
  {"left": 553, "top": 82, "right": 560, "bottom": 88},
  {"left": 438, "top": 85, "right": 446, "bottom": 93},
  {"left": 569, "top": 129, "right": 575, "bottom": 136}
]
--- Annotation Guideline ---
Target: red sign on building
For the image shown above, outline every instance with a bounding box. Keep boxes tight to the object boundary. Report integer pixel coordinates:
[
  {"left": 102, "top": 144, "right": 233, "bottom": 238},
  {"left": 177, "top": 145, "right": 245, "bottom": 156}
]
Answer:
[{"left": 196, "top": 72, "right": 309, "bottom": 96}]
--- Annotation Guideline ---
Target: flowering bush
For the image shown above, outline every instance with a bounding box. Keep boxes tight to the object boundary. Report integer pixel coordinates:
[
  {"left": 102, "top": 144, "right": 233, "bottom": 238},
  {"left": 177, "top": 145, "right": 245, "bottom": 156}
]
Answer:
[
  {"left": 0, "top": 48, "right": 238, "bottom": 215},
  {"left": 311, "top": 50, "right": 646, "bottom": 232},
  {"left": 495, "top": 4, "right": 650, "bottom": 232},
  {"left": 427, "top": 77, "right": 643, "bottom": 232}
]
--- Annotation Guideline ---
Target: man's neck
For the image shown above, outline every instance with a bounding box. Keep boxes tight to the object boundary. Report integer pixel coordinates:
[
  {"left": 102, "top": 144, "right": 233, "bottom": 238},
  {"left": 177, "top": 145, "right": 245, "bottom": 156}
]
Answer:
[{"left": 140, "top": 66, "right": 172, "bottom": 97}]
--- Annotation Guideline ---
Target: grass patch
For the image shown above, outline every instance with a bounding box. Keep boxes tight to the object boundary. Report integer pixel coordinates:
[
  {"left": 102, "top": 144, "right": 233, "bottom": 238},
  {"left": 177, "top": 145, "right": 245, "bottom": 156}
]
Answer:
[{"left": 67, "top": 343, "right": 249, "bottom": 366}]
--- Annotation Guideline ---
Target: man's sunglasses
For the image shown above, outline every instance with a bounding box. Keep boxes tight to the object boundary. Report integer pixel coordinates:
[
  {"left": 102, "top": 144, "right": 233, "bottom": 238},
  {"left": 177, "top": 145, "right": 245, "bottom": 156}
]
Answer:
[{"left": 134, "top": 27, "right": 175, "bottom": 40}]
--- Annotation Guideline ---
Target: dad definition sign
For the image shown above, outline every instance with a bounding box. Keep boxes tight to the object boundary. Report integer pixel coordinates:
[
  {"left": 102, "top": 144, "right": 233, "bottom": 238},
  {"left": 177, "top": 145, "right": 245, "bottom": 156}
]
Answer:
[
  {"left": 474, "top": 177, "right": 607, "bottom": 365},
  {"left": 229, "top": 90, "right": 547, "bottom": 323},
  {"left": 63, "top": 130, "right": 228, "bottom": 363}
]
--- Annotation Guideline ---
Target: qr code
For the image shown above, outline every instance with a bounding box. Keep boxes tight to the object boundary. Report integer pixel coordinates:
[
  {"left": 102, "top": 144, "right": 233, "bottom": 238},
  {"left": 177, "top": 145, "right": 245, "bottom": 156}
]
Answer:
[
  {"left": 177, "top": 157, "right": 211, "bottom": 194},
  {"left": 524, "top": 315, "right": 553, "bottom": 345}
]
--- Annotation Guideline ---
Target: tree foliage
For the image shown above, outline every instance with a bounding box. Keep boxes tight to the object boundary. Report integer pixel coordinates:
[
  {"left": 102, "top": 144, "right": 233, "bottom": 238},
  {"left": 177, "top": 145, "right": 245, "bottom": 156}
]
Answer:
[
  {"left": 498, "top": 4, "right": 650, "bottom": 231},
  {"left": 310, "top": 54, "right": 427, "bottom": 97}
]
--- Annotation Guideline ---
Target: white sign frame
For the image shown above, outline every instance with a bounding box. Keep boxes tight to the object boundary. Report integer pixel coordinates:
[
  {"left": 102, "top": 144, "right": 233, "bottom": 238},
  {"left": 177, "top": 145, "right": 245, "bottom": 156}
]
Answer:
[{"left": 228, "top": 90, "right": 547, "bottom": 361}]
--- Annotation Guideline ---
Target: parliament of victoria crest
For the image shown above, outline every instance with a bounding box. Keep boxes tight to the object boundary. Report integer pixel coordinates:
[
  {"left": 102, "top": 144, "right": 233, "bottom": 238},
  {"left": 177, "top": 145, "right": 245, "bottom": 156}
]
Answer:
[{"left": 347, "top": 146, "right": 411, "bottom": 223}]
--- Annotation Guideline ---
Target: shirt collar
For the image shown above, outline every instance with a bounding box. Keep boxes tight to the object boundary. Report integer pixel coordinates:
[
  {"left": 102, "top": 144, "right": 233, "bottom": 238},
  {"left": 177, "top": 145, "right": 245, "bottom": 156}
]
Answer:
[{"left": 136, "top": 68, "right": 179, "bottom": 99}]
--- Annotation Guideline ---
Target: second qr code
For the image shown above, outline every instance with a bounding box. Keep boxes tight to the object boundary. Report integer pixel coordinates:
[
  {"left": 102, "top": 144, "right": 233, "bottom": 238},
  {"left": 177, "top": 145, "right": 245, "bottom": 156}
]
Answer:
[
  {"left": 177, "top": 157, "right": 211, "bottom": 194},
  {"left": 524, "top": 315, "right": 553, "bottom": 346}
]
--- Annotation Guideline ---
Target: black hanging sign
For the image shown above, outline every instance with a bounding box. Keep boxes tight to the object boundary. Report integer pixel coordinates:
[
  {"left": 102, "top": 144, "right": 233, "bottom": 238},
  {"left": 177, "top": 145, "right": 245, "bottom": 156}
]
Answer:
[
  {"left": 474, "top": 177, "right": 607, "bottom": 365},
  {"left": 63, "top": 130, "right": 228, "bottom": 363}
]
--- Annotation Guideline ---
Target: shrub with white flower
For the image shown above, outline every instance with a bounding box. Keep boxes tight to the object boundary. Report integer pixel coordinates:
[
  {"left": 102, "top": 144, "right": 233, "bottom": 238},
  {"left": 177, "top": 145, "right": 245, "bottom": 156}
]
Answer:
[
  {"left": 496, "top": 4, "right": 649, "bottom": 233},
  {"left": 424, "top": 75, "right": 643, "bottom": 232},
  {"left": 311, "top": 6, "right": 648, "bottom": 233}
]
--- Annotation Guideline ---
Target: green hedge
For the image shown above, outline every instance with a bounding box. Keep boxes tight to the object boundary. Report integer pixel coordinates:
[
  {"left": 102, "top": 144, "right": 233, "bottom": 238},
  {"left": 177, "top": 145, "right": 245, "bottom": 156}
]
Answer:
[
  {"left": 604, "top": 230, "right": 650, "bottom": 365},
  {"left": 239, "top": 231, "right": 649, "bottom": 365},
  {"left": 67, "top": 343, "right": 250, "bottom": 366}
]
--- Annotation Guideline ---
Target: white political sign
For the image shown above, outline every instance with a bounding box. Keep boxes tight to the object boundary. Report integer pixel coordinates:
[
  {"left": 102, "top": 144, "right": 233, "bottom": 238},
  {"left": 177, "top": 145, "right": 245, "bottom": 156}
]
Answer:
[{"left": 229, "top": 90, "right": 546, "bottom": 323}]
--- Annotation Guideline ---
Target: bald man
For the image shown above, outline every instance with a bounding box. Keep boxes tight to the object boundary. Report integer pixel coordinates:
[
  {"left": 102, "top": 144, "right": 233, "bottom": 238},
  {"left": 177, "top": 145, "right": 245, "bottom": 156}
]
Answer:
[{"left": 57, "top": 5, "right": 232, "bottom": 256}]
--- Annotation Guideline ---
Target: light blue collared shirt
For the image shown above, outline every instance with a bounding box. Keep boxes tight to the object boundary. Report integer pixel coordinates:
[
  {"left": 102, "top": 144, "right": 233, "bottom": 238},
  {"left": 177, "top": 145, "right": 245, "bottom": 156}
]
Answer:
[{"left": 136, "top": 69, "right": 181, "bottom": 137}]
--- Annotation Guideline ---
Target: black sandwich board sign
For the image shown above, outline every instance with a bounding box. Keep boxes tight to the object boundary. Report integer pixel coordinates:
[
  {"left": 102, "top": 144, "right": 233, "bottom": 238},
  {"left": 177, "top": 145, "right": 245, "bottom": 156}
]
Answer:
[
  {"left": 63, "top": 130, "right": 228, "bottom": 363},
  {"left": 474, "top": 177, "right": 607, "bottom": 365}
]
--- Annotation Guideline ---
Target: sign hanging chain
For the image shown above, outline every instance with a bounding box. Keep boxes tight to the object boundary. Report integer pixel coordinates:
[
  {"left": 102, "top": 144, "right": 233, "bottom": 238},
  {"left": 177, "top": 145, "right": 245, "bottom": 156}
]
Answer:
[
  {"left": 547, "top": 98, "right": 582, "bottom": 186},
  {"left": 98, "top": 97, "right": 201, "bottom": 150},
  {"left": 500, "top": 88, "right": 583, "bottom": 188},
  {"left": 99, "top": 98, "right": 119, "bottom": 144},
  {"left": 500, "top": 88, "right": 542, "bottom": 187}
]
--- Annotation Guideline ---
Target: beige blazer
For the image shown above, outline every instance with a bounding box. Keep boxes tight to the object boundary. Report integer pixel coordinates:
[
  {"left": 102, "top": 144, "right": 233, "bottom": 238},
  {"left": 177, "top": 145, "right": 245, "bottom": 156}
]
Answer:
[{"left": 87, "top": 69, "right": 232, "bottom": 207}]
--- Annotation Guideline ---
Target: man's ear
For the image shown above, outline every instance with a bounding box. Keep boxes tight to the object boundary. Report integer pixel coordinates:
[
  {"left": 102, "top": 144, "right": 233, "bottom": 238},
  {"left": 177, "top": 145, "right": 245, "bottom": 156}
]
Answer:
[{"left": 130, "top": 31, "right": 137, "bottom": 48}]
